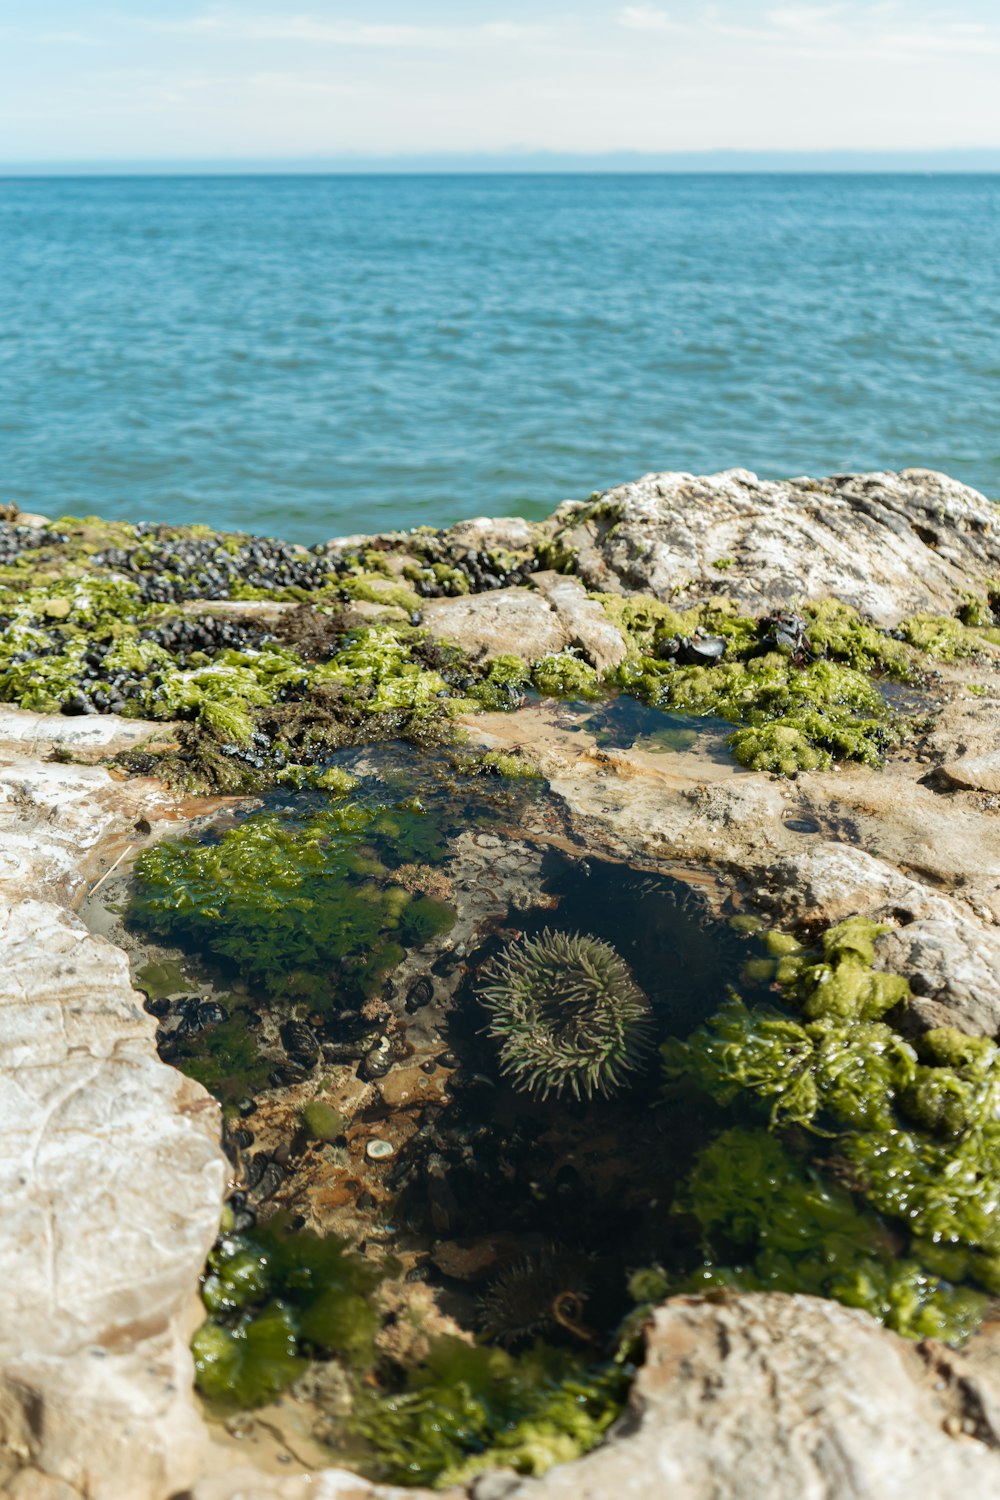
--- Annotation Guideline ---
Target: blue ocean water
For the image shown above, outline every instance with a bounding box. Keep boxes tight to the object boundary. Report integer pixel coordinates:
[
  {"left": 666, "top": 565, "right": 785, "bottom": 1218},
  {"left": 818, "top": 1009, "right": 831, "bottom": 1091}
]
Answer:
[{"left": 1, "top": 173, "right": 998, "bottom": 543}]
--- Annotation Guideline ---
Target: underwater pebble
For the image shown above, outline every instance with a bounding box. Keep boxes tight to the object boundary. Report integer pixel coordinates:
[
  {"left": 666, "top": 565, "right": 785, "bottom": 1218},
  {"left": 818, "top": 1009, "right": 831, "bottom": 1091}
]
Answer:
[{"left": 366, "top": 1138, "right": 395, "bottom": 1160}]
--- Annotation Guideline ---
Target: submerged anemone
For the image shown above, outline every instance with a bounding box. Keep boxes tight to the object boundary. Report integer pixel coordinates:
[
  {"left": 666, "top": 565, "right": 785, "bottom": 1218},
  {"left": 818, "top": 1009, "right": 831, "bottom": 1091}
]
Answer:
[
  {"left": 478, "top": 927, "right": 654, "bottom": 1100},
  {"left": 477, "top": 1244, "right": 593, "bottom": 1347}
]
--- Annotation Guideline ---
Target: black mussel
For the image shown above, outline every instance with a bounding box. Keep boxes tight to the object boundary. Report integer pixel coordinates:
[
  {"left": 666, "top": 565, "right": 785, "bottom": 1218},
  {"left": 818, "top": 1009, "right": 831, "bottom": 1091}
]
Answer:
[
  {"left": 269, "top": 1061, "right": 312, "bottom": 1087},
  {"left": 654, "top": 634, "right": 681, "bottom": 661},
  {"left": 280, "top": 1019, "right": 320, "bottom": 1066},
  {"left": 250, "top": 1161, "right": 285, "bottom": 1201},
  {"left": 677, "top": 633, "right": 727, "bottom": 666},
  {"left": 405, "top": 977, "right": 434, "bottom": 1013}
]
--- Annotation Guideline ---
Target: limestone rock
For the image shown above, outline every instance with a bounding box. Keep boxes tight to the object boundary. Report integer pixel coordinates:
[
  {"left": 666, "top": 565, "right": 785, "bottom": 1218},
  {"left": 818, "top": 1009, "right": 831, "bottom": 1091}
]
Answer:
[
  {"left": 188, "top": 1294, "right": 1000, "bottom": 1500},
  {"left": 939, "top": 751, "right": 1000, "bottom": 794},
  {"left": 0, "top": 753, "right": 227, "bottom": 1499},
  {"left": 504, "top": 1293, "right": 1000, "bottom": 1500},
  {"left": 0, "top": 705, "right": 170, "bottom": 756},
  {"left": 420, "top": 588, "right": 566, "bottom": 662},
  {"left": 530, "top": 572, "right": 629, "bottom": 673},
  {"left": 549, "top": 467, "right": 1000, "bottom": 623},
  {"left": 0, "top": 758, "right": 166, "bottom": 903},
  {"left": 419, "top": 570, "right": 629, "bottom": 672}
]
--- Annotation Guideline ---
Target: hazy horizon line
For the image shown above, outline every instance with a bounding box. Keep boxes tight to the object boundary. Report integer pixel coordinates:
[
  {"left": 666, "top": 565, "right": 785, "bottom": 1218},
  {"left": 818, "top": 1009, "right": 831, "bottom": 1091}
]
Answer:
[{"left": 4, "top": 147, "right": 1000, "bottom": 177}]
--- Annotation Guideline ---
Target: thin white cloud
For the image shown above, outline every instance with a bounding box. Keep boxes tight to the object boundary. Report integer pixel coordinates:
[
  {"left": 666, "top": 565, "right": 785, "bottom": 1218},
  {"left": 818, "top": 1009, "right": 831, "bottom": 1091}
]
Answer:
[
  {"left": 617, "top": 6, "right": 682, "bottom": 32},
  {"left": 619, "top": 2, "right": 1000, "bottom": 58},
  {"left": 150, "top": 13, "right": 549, "bottom": 49}
]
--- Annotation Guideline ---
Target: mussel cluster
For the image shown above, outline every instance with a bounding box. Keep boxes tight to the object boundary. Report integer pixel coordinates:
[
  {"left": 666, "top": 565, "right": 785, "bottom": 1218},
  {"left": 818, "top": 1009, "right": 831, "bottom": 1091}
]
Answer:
[
  {"left": 91, "top": 528, "right": 333, "bottom": 603},
  {"left": 756, "top": 609, "right": 813, "bottom": 666},
  {"left": 0, "top": 519, "right": 64, "bottom": 563},
  {"left": 140, "top": 611, "right": 274, "bottom": 663},
  {"left": 409, "top": 539, "right": 539, "bottom": 597}
]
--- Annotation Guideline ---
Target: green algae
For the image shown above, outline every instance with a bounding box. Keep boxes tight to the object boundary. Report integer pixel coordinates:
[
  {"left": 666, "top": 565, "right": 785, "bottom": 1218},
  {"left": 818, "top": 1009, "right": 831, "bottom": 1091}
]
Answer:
[
  {"left": 674, "top": 1127, "right": 987, "bottom": 1342},
  {"left": 663, "top": 998, "right": 912, "bottom": 1133},
  {"left": 349, "top": 1338, "right": 628, "bottom": 1489},
  {"left": 659, "top": 917, "right": 1000, "bottom": 1341},
  {"left": 193, "top": 1221, "right": 384, "bottom": 1409},
  {"left": 597, "top": 594, "right": 912, "bottom": 773},
  {"left": 612, "top": 649, "right": 896, "bottom": 773},
  {"left": 301, "top": 1100, "right": 347, "bottom": 1142},
  {"left": 531, "top": 650, "right": 602, "bottom": 700},
  {"left": 469, "top": 653, "right": 532, "bottom": 710},
  {"left": 129, "top": 794, "right": 454, "bottom": 1008},
  {"left": 802, "top": 599, "right": 912, "bottom": 676},
  {"left": 464, "top": 749, "right": 542, "bottom": 780},
  {"left": 172, "top": 1012, "right": 273, "bottom": 1106},
  {"left": 0, "top": 524, "right": 963, "bottom": 789},
  {"left": 899, "top": 612, "right": 1000, "bottom": 660}
]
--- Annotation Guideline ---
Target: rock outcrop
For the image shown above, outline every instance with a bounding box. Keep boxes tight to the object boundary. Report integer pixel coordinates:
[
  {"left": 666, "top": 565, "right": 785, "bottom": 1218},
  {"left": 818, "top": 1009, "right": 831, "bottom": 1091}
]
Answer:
[
  {"left": 545, "top": 467, "right": 1000, "bottom": 623},
  {"left": 5, "top": 469, "right": 1000, "bottom": 1499}
]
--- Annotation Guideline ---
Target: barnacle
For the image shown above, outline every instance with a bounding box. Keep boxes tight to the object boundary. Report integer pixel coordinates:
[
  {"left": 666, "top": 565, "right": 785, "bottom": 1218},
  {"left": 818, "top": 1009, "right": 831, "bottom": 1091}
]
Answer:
[{"left": 479, "top": 928, "right": 654, "bottom": 1100}]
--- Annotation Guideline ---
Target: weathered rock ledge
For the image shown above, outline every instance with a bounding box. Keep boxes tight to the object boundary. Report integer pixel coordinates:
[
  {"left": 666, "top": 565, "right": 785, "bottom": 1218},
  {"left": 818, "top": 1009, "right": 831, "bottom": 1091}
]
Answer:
[{"left": 6, "top": 468, "right": 1000, "bottom": 1499}]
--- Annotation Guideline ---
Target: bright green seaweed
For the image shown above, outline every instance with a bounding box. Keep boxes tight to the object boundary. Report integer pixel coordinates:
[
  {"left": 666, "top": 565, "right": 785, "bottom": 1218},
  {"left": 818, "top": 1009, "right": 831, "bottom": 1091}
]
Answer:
[
  {"left": 349, "top": 1339, "right": 628, "bottom": 1489},
  {"left": 193, "top": 1220, "right": 384, "bottom": 1409},
  {"left": 130, "top": 793, "right": 454, "bottom": 1008},
  {"left": 659, "top": 917, "right": 1000, "bottom": 1340}
]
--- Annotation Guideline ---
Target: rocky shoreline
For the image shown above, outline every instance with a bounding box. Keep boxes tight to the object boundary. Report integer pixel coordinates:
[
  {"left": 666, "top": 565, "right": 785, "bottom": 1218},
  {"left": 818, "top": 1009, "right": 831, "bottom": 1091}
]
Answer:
[{"left": 6, "top": 468, "right": 1000, "bottom": 1498}]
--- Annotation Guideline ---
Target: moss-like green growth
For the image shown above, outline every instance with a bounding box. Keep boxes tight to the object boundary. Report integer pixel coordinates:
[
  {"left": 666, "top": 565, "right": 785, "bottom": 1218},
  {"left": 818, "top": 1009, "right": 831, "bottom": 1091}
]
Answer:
[
  {"left": 613, "top": 649, "right": 896, "bottom": 773},
  {"left": 531, "top": 651, "right": 602, "bottom": 700},
  {"left": 301, "top": 1100, "right": 347, "bottom": 1141},
  {"left": 349, "top": 1338, "right": 627, "bottom": 1489},
  {"left": 469, "top": 653, "right": 531, "bottom": 710},
  {"left": 802, "top": 599, "right": 912, "bottom": 676},
  {"left": 0, "top": 556, "right": 467, "bottom": 791},
  {"left": 598, "top": 594, "right": 913, "bottom": 774},
  {"left": 129, "top": 793, "right": 454, "bottom": 1008},
  {"left": 674, "top": 1127, "right": 987, "bottom": 1342},
  {"left": 467, "top": 749, "right": 542, "bottom": 780},
  {"left": 193, "top": 1221, "right": 384, "bottom": 1409},
  {"left": 900, "top": 613, "right": 989, "bottom": 660},
  {"left": 660, "top": 917, "right": 1000, "bottom": 1342}
]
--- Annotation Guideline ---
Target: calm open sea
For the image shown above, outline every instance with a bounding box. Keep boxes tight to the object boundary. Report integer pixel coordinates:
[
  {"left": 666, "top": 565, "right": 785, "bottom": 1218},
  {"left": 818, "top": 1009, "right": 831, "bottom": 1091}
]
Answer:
[{"left": 1, "top": 173, "right": 998, "bottom": 543}]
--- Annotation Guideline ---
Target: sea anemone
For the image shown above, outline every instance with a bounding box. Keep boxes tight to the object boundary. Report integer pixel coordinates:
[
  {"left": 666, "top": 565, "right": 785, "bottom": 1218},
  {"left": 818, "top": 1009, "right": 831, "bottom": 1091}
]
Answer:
[
  {"left": 477, "top": 1244, "right": 593, "bottom": 1346},
  {"left": 478, "top": 927, "right": 654, "bottom": 1100}
]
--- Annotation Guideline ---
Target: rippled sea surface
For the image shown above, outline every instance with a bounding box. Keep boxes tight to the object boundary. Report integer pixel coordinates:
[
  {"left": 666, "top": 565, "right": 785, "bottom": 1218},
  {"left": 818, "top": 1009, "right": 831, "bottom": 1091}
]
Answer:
[{"left": 1, "top": 173, "right": 998, "bottom": 542}]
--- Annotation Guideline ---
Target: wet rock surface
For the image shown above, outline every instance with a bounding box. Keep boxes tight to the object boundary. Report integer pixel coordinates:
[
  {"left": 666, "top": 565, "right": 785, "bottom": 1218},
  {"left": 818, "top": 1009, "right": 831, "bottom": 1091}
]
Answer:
[{"left": 7, "top": 470, "right": 1000, "bottom": 1497}]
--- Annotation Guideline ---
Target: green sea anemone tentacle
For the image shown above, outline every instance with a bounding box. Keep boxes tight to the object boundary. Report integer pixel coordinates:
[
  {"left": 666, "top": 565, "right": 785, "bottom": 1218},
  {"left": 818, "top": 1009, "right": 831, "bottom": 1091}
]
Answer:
[{"left": 478, "top": 927, "right": 654, "bottom": 1100}]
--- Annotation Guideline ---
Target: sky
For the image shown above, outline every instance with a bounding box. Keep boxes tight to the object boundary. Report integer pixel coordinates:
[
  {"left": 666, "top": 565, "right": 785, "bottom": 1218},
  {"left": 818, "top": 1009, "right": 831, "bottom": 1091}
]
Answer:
[{"left": 2, "top": 1, "right": 1000, "bottom": 164}]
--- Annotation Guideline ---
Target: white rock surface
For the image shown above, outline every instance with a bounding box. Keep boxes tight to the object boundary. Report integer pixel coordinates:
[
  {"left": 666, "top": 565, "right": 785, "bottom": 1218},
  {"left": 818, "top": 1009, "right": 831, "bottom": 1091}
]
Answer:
[
  {"left": 549, "top": 467, "right": 1000, "bottom": 623},
  {"left": 0, "top": 730, "right": 226, "bottom": 1499},
  {"left": 188, "top": 1294, "right": 1000, "bottom": 1500}
]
